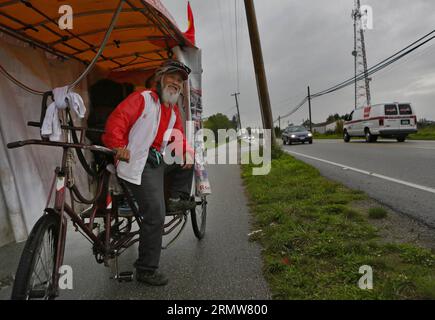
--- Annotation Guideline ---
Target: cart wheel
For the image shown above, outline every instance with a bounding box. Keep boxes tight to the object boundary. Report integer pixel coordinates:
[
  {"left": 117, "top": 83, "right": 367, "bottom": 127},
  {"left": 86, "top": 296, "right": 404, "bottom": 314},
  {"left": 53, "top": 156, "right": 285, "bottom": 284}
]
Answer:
[
  {"left": 11, "top": 211, "right": 60, "bottom": 300},
  {"left": 191, "top": 196, "right": 207, "bottom": 239}
]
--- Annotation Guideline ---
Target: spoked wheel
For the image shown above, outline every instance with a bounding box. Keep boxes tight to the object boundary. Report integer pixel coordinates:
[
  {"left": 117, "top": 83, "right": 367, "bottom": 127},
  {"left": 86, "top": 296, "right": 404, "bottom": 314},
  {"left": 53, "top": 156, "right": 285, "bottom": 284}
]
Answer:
[
  {"left": 11, "top": 212, "right": 60, "bottom": 300},
  {"left": 191, "top": 196, "right": 207, "bottom": 240}
]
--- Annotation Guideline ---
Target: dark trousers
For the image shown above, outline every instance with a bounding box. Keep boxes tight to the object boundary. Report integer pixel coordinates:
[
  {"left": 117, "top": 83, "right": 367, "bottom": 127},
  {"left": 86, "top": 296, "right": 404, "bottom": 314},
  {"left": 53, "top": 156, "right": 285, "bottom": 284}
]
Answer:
[{"left": 123, "top": 161, "right": 193, "bottom": 272}]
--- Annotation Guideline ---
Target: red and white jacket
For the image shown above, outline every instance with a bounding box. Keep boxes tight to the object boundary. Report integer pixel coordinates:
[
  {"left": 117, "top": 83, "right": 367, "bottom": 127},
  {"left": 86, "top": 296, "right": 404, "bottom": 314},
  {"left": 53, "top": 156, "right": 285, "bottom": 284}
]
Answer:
[{"left": 102, "top": 90, "right": 194, "bottom": 185}]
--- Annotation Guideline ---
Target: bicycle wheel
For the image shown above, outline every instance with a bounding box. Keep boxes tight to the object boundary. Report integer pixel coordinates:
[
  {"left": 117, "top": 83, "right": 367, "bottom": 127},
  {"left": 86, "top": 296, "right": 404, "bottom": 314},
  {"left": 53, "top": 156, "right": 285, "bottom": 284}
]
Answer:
[
  {"left": 191, "top": 196, "right": 207, "bottom": 239},
  {"left": 11, "top": 211, "right": 60, "bottom": 300}
]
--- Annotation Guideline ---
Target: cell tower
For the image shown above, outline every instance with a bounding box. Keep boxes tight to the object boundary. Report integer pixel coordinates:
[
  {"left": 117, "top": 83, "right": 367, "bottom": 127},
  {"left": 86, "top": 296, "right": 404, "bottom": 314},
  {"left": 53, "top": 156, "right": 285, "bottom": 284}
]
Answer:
[{"left": 352, "top": 0, "right": 371, "bottom": 109}]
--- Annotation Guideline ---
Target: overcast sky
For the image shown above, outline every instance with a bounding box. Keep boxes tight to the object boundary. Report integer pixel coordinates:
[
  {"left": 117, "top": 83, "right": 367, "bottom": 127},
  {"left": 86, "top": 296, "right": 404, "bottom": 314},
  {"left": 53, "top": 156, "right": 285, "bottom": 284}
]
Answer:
[{"left": 163, "top": 0, "right": 435, "bottom": 127}]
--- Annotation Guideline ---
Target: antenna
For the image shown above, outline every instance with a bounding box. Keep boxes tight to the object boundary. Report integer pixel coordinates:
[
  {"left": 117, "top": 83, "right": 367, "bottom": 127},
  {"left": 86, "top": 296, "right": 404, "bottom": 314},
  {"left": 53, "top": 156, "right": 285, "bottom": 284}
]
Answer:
[{"left": 352, "top": 0, "right": 371, "bottom": 109}]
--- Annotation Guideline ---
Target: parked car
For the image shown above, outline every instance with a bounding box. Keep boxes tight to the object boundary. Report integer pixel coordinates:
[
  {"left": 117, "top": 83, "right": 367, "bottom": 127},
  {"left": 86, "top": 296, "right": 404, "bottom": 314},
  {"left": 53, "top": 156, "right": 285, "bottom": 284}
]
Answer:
[
  {"left": 343, "top": 103, "right": 417, "bottom": 143},
  {"left": 282, "top": 126, "right": 313, "bottom": 145}
]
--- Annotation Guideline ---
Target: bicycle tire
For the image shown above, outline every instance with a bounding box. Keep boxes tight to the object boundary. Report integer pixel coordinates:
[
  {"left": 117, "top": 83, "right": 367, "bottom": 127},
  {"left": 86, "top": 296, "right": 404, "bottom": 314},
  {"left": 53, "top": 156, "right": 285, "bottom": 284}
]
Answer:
[
  {"left": 11, "top": 211, "right": 60, "bottom": 300},
  {"left": 191, "top": 196, "right": 207, "bottom": 240}
]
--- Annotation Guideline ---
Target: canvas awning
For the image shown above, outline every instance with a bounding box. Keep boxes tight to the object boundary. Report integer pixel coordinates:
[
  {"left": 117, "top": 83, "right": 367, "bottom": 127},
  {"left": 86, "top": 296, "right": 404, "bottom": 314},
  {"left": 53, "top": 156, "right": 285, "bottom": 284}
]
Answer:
[{"left": 0, "top": 0, "right": 195, "bottom": 74}]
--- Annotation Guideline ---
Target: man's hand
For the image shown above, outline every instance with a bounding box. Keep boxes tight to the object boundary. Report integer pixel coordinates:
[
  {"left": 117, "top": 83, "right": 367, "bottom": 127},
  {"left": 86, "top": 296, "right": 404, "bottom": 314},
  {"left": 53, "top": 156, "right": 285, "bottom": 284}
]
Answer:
[
  {"left": 182, "top": 152, "right": 194, "bottom": 170},
  {"left": 114, "top": 147, "right": 130, "bottom": 163}
]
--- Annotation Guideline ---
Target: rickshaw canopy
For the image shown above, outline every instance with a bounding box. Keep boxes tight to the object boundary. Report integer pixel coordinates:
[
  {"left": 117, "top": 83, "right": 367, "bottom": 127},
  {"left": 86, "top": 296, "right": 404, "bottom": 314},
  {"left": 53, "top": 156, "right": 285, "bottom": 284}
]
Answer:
[{"left": 0, "top": 0, "right": 195, "bottom": 74}]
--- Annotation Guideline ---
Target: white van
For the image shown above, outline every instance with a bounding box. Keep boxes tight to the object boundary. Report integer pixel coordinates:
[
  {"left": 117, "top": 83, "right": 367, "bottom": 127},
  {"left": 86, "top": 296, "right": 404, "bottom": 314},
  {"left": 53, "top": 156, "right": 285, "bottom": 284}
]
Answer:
[{"left": 343, "top": 103, "right": 417, "bottom": 142}]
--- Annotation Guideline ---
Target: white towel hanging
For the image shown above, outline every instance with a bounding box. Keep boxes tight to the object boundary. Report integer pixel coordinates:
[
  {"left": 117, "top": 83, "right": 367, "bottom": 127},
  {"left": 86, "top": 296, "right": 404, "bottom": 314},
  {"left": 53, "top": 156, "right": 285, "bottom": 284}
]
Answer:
[{"left": 41, "top": 86, "right": 86, "bottom": 141}]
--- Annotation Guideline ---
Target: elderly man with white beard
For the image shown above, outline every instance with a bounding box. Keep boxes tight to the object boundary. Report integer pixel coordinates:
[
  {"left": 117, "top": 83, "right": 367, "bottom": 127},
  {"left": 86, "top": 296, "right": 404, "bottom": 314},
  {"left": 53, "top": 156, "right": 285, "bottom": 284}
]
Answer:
[{"left": 102, "top": 60, "right": 196, "bottom": 286}]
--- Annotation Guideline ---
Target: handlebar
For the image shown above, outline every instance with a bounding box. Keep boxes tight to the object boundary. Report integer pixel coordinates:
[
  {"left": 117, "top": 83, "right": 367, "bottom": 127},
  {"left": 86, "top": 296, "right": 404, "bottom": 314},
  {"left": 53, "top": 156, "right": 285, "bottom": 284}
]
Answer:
[
  {"left": 7, "top": 141, "right": 25, "bottom": 149},
  {"left": 27, "top": 121, "right": 105, "bottom": 133},
  {"left": 7, "top": 139, "right": 115, "bottom": 155}
]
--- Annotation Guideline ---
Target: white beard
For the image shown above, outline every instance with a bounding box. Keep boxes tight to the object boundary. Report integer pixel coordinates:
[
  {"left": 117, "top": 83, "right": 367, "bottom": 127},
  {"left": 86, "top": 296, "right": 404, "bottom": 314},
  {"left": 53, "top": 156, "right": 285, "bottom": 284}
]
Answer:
[{"left": 161, "top": 84, "right": 181, "bottom": 106}]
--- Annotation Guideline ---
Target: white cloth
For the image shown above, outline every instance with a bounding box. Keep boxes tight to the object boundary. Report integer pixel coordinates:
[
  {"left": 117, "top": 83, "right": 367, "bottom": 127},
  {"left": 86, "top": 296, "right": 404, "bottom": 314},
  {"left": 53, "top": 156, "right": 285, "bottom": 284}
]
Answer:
[
  {"left": 41, "top": 86, "right": 86, "bottom": 141},
  {"left": 116, "top": 91, "right": 176, "bottom": 185}
]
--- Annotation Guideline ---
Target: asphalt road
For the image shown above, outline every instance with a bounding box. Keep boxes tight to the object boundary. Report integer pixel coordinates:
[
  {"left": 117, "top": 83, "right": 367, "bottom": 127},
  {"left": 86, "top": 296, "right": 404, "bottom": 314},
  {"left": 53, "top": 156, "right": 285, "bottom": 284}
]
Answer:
[
  {"left": 283, "top": 139, "right": 435, "bottom": 228},
  {"left": 0, "top": 163, "right": 270, "bottom": 300}
]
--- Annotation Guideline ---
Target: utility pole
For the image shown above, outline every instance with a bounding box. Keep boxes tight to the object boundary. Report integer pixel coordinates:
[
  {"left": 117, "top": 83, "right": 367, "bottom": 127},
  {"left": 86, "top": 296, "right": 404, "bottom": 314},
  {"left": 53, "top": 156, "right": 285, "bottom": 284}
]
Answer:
[
  {"left": 244, "top": 0, "right": 276, "bottom": 145},
  {"left": 231, "top": 92, "right": 242, "bottom": 130},
  {"left": 278, "top": 116, "right": 281, "bottom": 131},
  {"left": 307, "top": 86, "right": 313, "bottom": 132}
]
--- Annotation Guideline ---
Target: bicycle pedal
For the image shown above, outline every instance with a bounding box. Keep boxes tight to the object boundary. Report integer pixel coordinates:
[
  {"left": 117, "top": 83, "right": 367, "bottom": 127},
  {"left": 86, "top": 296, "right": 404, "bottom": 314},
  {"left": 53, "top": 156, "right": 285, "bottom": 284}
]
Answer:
[
  {"left": 28, "top": 289, "right": 46, "bottom": 299},
  {"left": 117, "top": 271, "right": 133, "bottom": 282}
]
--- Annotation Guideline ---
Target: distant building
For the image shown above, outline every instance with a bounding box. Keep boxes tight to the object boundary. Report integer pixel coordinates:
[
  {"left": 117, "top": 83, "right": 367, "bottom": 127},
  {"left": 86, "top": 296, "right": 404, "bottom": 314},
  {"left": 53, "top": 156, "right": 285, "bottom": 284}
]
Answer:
[
  {"left": 312, "top": 122, "right": 328, "bottom": 134},
  {"left": 312, "top": 120, "right": 344, "bottom": 134},
  {"left": 418, "top": 119, "right": 435, "bottom": 125}
]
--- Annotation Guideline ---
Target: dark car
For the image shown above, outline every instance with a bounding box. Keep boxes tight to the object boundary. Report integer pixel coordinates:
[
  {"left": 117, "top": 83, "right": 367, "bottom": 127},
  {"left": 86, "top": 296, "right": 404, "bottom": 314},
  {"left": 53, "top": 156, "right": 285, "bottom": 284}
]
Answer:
[{"left": 282, "top": 126, "right": 313, "bottom": 145}]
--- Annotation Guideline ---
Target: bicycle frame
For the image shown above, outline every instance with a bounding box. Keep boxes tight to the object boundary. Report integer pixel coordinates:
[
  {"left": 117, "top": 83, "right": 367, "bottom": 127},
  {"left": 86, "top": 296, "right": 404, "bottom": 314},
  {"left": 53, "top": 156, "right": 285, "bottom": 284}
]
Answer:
[
  {"left": 8, "top": 121, "right": 199, "bottom": 295},
  {"left": 8, "top": 138, "right": 141, "bottom": 294}
]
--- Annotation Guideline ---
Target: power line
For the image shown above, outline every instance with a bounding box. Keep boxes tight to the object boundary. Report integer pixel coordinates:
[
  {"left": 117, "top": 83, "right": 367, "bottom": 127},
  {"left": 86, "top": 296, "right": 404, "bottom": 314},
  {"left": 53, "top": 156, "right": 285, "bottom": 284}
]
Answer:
[
  {"left": 276, "top": 96, "right": 308, "bottom": 121},
  {"left": 274, "top": 96, "right": 308, "bottom": 122},
  {"left": 372, "top": 39, "right": 435, "bottom": 82},
  {"left": 273, "top": 28, "right": 435, "bottom": 122},
  {"left": 312, "top": 33, "right": 435, "bottom": 98},
  {"left": 312, "top": 28, "right": 435, "bottom": 97},
  {"left": 216, "top": 0, "right": 232, "bottom": 80},
  {"left": 227, "top": 0, "right": 237, "bottom": 88},
  {"left": 271, "top": 92, "right": 308, "bottom": 113}
]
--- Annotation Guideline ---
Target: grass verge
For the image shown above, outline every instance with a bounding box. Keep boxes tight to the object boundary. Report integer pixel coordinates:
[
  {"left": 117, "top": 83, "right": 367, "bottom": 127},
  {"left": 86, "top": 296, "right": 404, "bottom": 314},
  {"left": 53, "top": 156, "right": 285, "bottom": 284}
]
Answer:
[
  {"left": 313, "top": 133, "right": 341, "bottom": 140},
  {"left": 408, "top": 126, "right": 435, "bottom": 140},
  {"left": 368, "top": 208, "right": 388, "bottom": 220},
  {"left": 241, "top": 152, "right": 435, "bottom": 299}
]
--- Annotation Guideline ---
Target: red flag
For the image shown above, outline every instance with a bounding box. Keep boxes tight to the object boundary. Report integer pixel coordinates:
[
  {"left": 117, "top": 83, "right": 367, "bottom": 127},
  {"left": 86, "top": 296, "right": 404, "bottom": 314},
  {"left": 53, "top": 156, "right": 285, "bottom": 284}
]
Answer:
[{"left": 184, "top": 1, "right": 196, "bottom": 45}]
